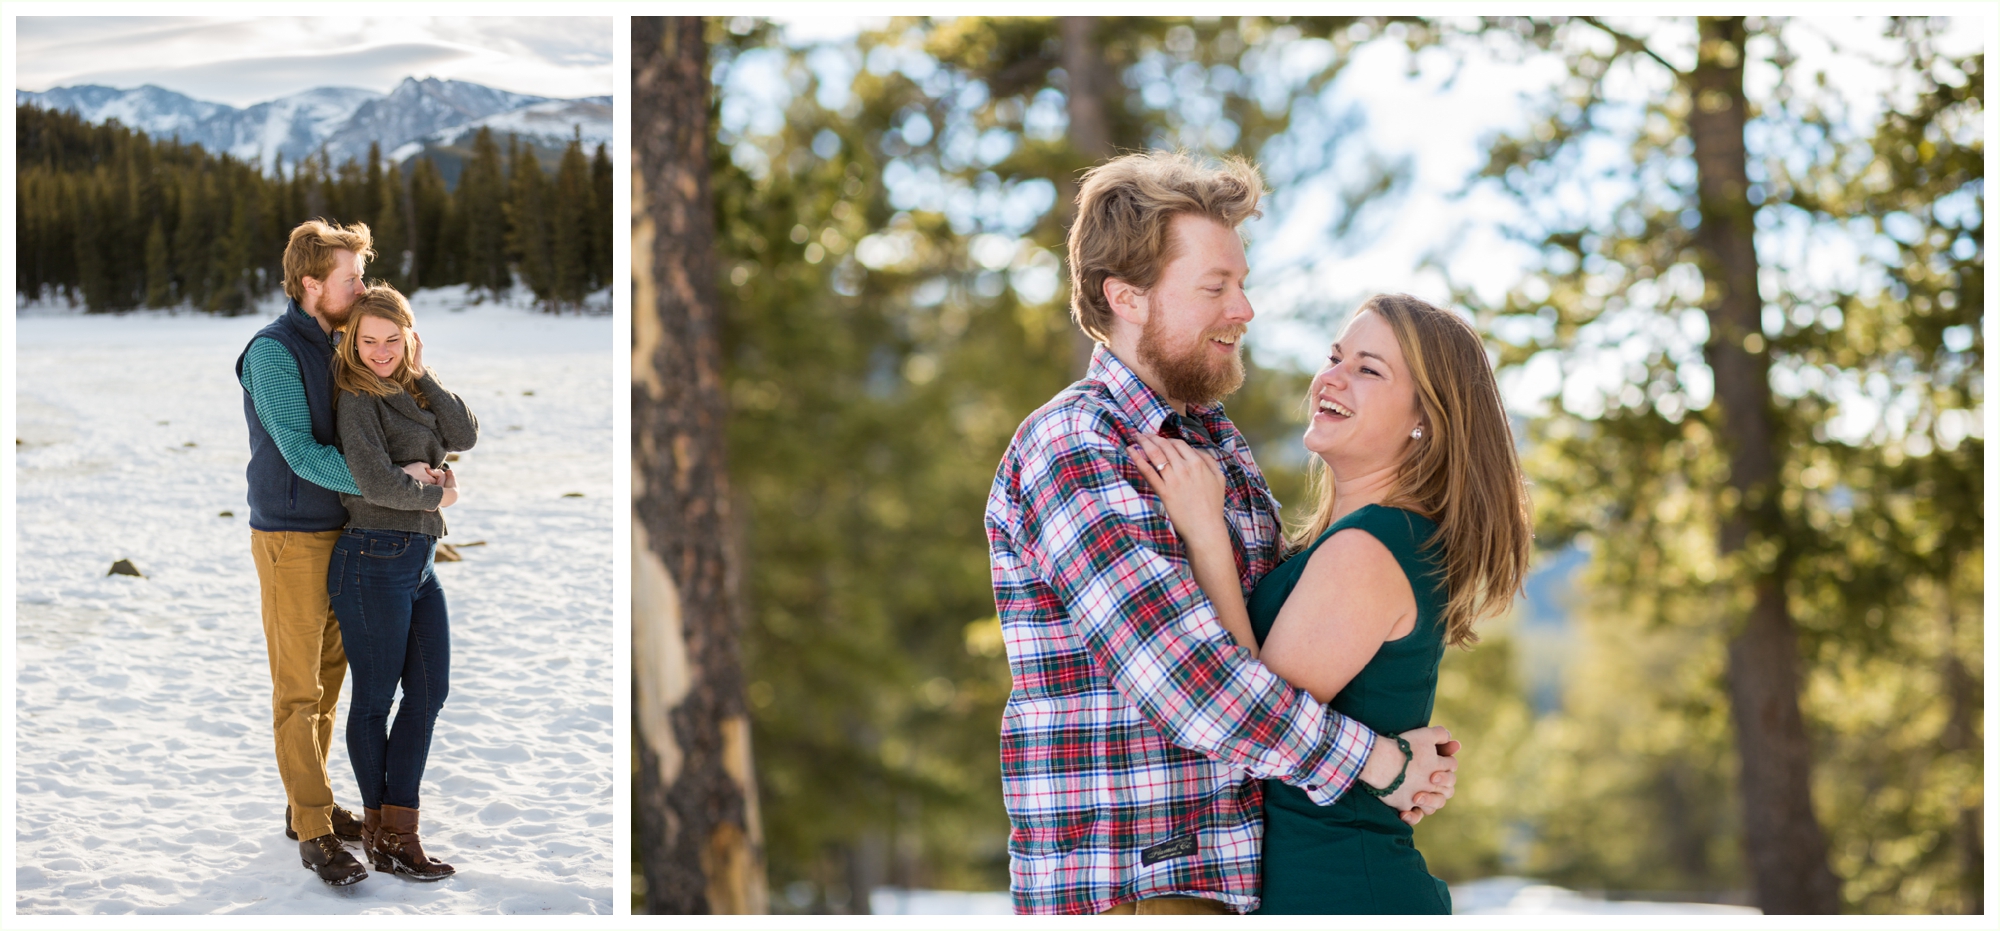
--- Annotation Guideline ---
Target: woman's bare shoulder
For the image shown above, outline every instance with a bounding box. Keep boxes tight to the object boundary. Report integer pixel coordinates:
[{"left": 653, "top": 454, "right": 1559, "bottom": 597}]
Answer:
[{"left": 1294, "top": 526, "right": 1412, "bottom": 604}]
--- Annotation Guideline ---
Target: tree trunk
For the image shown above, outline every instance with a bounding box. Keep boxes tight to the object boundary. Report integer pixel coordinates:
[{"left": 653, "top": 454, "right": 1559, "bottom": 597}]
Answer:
[
  {"left": 1059, "top": 16, "right": 1115, "bottom": 377},
  {"left": 1936, "top": 571, "right": 1983, "bottom": 914},
  {"left": 1686, "top": 16, "right": 1841, "bottom": 914},
  {"left": 631, "top": 15, "right": 768, "bottom": 915},
  {"left": 1060, "top": 17, "right": 1115, "bottom": 162}
]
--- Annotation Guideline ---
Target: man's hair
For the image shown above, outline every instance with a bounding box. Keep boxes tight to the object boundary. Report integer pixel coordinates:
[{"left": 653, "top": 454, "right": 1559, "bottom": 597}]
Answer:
[
  {"left": 282, "top": 219, "right": 375, "bottom": 303},
  {"left": 1066, "top": 151, "right": 1265, "bottom": 343}
]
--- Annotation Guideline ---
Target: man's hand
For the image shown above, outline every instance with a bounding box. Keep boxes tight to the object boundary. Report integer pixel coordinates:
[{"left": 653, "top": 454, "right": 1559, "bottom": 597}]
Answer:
[
  {"left": 431, "top": 465, "right": 459, "bottom": 509},
  {"left": 1357, "top": 726, "right": 1459, "bottom": 825},
  {"left": 436, "top": 468, "right": 459, "bottom": 506},
  {"left": 401, "top": 462, "right": 443, "bottom": 486},
  {"left": 409, "top": 329, "right": 426, "bottom": 376},
  {"left": 1401, "top": 735, "right": 1461, "bottom": 826}
]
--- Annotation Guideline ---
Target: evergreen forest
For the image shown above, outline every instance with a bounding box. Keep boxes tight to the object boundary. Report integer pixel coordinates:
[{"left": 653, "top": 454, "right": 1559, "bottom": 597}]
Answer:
[{"left": 15, "top": 103, "right": 614, "bottom": 312}]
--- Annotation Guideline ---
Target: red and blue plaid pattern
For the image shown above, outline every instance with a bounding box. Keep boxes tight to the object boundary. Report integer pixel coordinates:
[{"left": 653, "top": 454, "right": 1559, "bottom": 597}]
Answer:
[{"left": 986, "top": 347, "right": 1376, "bottom": 915}]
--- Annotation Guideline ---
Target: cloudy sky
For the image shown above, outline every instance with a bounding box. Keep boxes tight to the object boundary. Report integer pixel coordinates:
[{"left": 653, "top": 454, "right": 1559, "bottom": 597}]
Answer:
[{"left": 15, "top": 16, "right": 613, "bottom": 106}]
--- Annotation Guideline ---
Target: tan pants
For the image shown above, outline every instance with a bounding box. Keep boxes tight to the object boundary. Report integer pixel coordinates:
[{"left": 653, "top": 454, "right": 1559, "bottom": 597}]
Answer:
[
  {"left": 1099, "top": 896, "right": 1236, "bottom": 915},
  {"left": 250, "top": 529, "right": 347, "bottom": 842}
]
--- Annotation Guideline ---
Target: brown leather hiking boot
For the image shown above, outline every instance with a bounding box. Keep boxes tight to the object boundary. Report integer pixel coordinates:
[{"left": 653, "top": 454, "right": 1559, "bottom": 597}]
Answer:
[
  {"left": 300, "top": 833, "right": 368, "bottom": 886},
  {"left": 285, "top": 804, "right": 366, "bottom": 842},
  {"left": 370, "top": 805, "right": 455, "bottom": 881}
]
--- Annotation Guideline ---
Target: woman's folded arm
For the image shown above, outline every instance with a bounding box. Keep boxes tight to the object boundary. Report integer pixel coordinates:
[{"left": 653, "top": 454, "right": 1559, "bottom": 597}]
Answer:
[{"left": 337, "top": 393, "right": 447, "bottom": 512}]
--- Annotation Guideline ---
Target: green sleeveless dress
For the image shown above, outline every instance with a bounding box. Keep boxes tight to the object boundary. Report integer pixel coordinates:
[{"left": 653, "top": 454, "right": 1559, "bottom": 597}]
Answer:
[{"left": 1247, "top": 504, "right": 1453, "bottom": 914}]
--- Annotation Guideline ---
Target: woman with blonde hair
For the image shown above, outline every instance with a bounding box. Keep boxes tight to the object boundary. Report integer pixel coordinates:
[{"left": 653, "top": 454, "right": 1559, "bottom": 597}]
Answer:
[
  {"left": 1131, "top": 293, "right": 1531, "bottom": 913},
  {"left": 327, "top": 284, "right": 478, "bottom": 881}
]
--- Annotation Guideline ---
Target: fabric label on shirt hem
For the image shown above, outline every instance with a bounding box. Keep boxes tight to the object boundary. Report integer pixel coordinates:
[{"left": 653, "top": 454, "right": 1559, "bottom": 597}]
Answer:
[{"left": 1139, "top": 834, "right": 1198, "bottom": 866}]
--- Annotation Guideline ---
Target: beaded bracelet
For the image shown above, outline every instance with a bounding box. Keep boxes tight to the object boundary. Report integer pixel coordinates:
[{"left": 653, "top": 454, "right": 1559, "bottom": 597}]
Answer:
[{"left": 1359, "top": 735, "right": 1414, "bottom": 798}]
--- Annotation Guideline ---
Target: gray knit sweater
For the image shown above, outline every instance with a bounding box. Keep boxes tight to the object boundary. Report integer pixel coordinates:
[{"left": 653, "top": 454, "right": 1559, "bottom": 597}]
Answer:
[{"left": 334, "top": 370, "right": 479, "bottom": 537}]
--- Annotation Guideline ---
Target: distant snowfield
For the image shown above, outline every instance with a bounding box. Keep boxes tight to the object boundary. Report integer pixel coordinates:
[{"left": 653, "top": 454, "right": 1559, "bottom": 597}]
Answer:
[{"left": 11, "top": 287, "right": 613, "bottom": 914}]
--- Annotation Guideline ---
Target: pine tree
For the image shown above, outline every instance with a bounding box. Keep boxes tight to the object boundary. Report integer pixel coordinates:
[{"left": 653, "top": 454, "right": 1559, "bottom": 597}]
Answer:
[
  {"left": 317, "top": 153, "right": 343, "bottom": 225},
  {"left": 364, "top": 141, "right": 385, "bottom": 231},
  {"left": 173, "top": 168, "right": 213, "bottom": 307},
  {"left": 408, "top": 156, "right": 444, "bottom": 288},
  {"left": 333, "top": 155, "right": 367, "bottom": 228},
  {"left": 256, "top": 158, "right": 286, "bottom": 293},
  {"left": 143, "top": 217, "right": 172, "bottom": 307},
  {"left": 125, "top": 165, "right": 151, "bottom": 304},
  {"left": 110, "top": 146, "right": 147, "bottom": 307},
  {"left": 551, "top": 134, "right": 592, "bottom": 305},
  {"left": 280, "top": 154, "right": 307, "bottom": 233},
  {"left": 374, "top": 161, "right": 409, "bottom": 289},
  {"left": 300, "top": 152, "right": 329, "bottom": 224},
  {"left": 507, "top": 138, "right": 554, "bottom": 302},
  {"left": 435, "top": 166, "right": 466, "bottom": 287},
  {"left": 72, "top": 172, "right": 113, "bottom": 310},
  {"left": 591, "top": 141, "right": 613, "bottom": 292},
  {"left": 460, "top": 127, "right": 510, "bottom": 296},
  {"left": 210, "top": 167, "right": 260, "bottom": 314},
  {"left": 16, "top": 168, "right": 46, "bottom": 299}
]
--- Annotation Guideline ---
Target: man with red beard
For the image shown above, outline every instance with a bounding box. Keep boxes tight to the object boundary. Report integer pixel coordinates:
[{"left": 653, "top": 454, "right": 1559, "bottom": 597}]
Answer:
[
  {"left": 236, "top": 220, "right": 432, "bottom": 885},
  {"left": 984, "top": 152, "right": 1459, "bottom": 915}
]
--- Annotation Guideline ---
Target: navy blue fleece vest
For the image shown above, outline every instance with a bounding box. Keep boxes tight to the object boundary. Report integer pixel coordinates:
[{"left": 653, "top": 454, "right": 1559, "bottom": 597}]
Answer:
[{"left": 236, "top": 302, "right": 348, "bottom": 532}]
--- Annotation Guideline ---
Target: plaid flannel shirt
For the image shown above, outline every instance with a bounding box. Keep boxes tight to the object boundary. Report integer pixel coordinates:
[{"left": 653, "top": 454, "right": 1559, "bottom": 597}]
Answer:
[{"left": 985, "top": 346, "right": 1377, "bottom": 915}]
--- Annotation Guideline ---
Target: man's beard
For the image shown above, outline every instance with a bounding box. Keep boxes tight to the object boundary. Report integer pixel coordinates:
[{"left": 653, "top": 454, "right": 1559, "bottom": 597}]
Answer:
[
  {"left": 318, "top": 291, "right": 356, "bottom": 327},
  {"left": 1138, "top": 314, "right": 1246, "bottom": 407}
]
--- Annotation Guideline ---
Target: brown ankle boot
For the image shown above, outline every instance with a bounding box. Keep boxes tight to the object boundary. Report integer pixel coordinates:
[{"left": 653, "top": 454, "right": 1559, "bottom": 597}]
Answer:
[
  {"left": 362, "top": 807, "right": 382, "bottom": 852},
  {"left": 300, "top": 834, "right": 368, "bottom": 886},
  {"left": 370, "top": 804, "right": 455, "bottom": 881},
  {"left": 284, "top": 803, "right": 367, "bottom": 842}
]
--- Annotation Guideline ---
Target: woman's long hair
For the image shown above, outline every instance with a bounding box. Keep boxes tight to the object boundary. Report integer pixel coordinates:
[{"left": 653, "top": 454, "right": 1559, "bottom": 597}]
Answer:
[
  {"left": 1289, "top": 293, "right": 1532, "bottom": 647},
  {"left": 332, "top": 285, "right": 429, "bottom": 409}
]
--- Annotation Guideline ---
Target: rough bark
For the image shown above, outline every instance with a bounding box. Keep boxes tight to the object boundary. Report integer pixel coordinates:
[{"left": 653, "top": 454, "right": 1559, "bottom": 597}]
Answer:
[
  {"left": 1686, "top": 16, "right": 1841, "bottom": 914},
  {"left": 631, "top": 15, "right": 767, "bottom": 915},
  {"left": 1059, "top": 16, "right": 1115, "bottom": 377}
]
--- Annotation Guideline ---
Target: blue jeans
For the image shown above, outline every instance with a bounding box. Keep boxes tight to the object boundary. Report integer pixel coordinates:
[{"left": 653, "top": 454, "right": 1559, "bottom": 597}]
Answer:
[{"left": 328, "top": 529, "right": 450, "bottom": 811}]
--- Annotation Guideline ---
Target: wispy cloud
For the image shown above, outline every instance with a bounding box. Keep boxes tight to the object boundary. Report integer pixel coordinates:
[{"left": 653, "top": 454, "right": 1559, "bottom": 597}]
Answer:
[{"left": 17, "top": 16, "right": 612, "bottom": 106}]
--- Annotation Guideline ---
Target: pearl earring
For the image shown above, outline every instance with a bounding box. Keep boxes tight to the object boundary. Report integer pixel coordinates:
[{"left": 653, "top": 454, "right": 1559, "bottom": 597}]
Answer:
[{"left": 1411, "top": 427, "right": 1423, "bottom": 439}]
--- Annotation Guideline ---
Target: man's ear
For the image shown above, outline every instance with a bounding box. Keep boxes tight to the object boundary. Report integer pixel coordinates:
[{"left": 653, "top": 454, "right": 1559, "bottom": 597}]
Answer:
[
  {"left": 1104, "top": 277, "right": 1148, "bottom": 329},
  {"left": 301, "top": 275, "right": 323, "bottom": 296}
]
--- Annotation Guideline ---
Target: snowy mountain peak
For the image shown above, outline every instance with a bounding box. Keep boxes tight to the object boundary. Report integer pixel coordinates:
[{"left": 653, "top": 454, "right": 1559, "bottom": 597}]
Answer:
[
  {"left": 321, "top": 77, "right": 551, "bottom": 164},
  {"left": 385, "top": 76, "right": 545, "bottom": 118},
  {"left": 18, "top": 77, "right": 601, "bottom": 176},
  {"left": 18, "top": 84, "right": 226, "bottom": 137}
]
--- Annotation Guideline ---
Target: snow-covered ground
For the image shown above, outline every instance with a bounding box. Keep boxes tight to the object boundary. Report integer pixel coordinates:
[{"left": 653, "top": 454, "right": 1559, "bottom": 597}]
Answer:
[{"left": 11, "top": 287, "right": 613, "bottom": 914}]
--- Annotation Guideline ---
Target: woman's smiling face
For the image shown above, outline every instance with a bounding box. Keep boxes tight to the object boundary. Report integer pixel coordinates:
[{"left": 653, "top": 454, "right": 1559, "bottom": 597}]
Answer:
[
  {"left": 353, "top": 314, "right": 407, "bottom": 380},
  {"left": 1303, "top": 309, "right": 1423, "bottom": 471}
]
